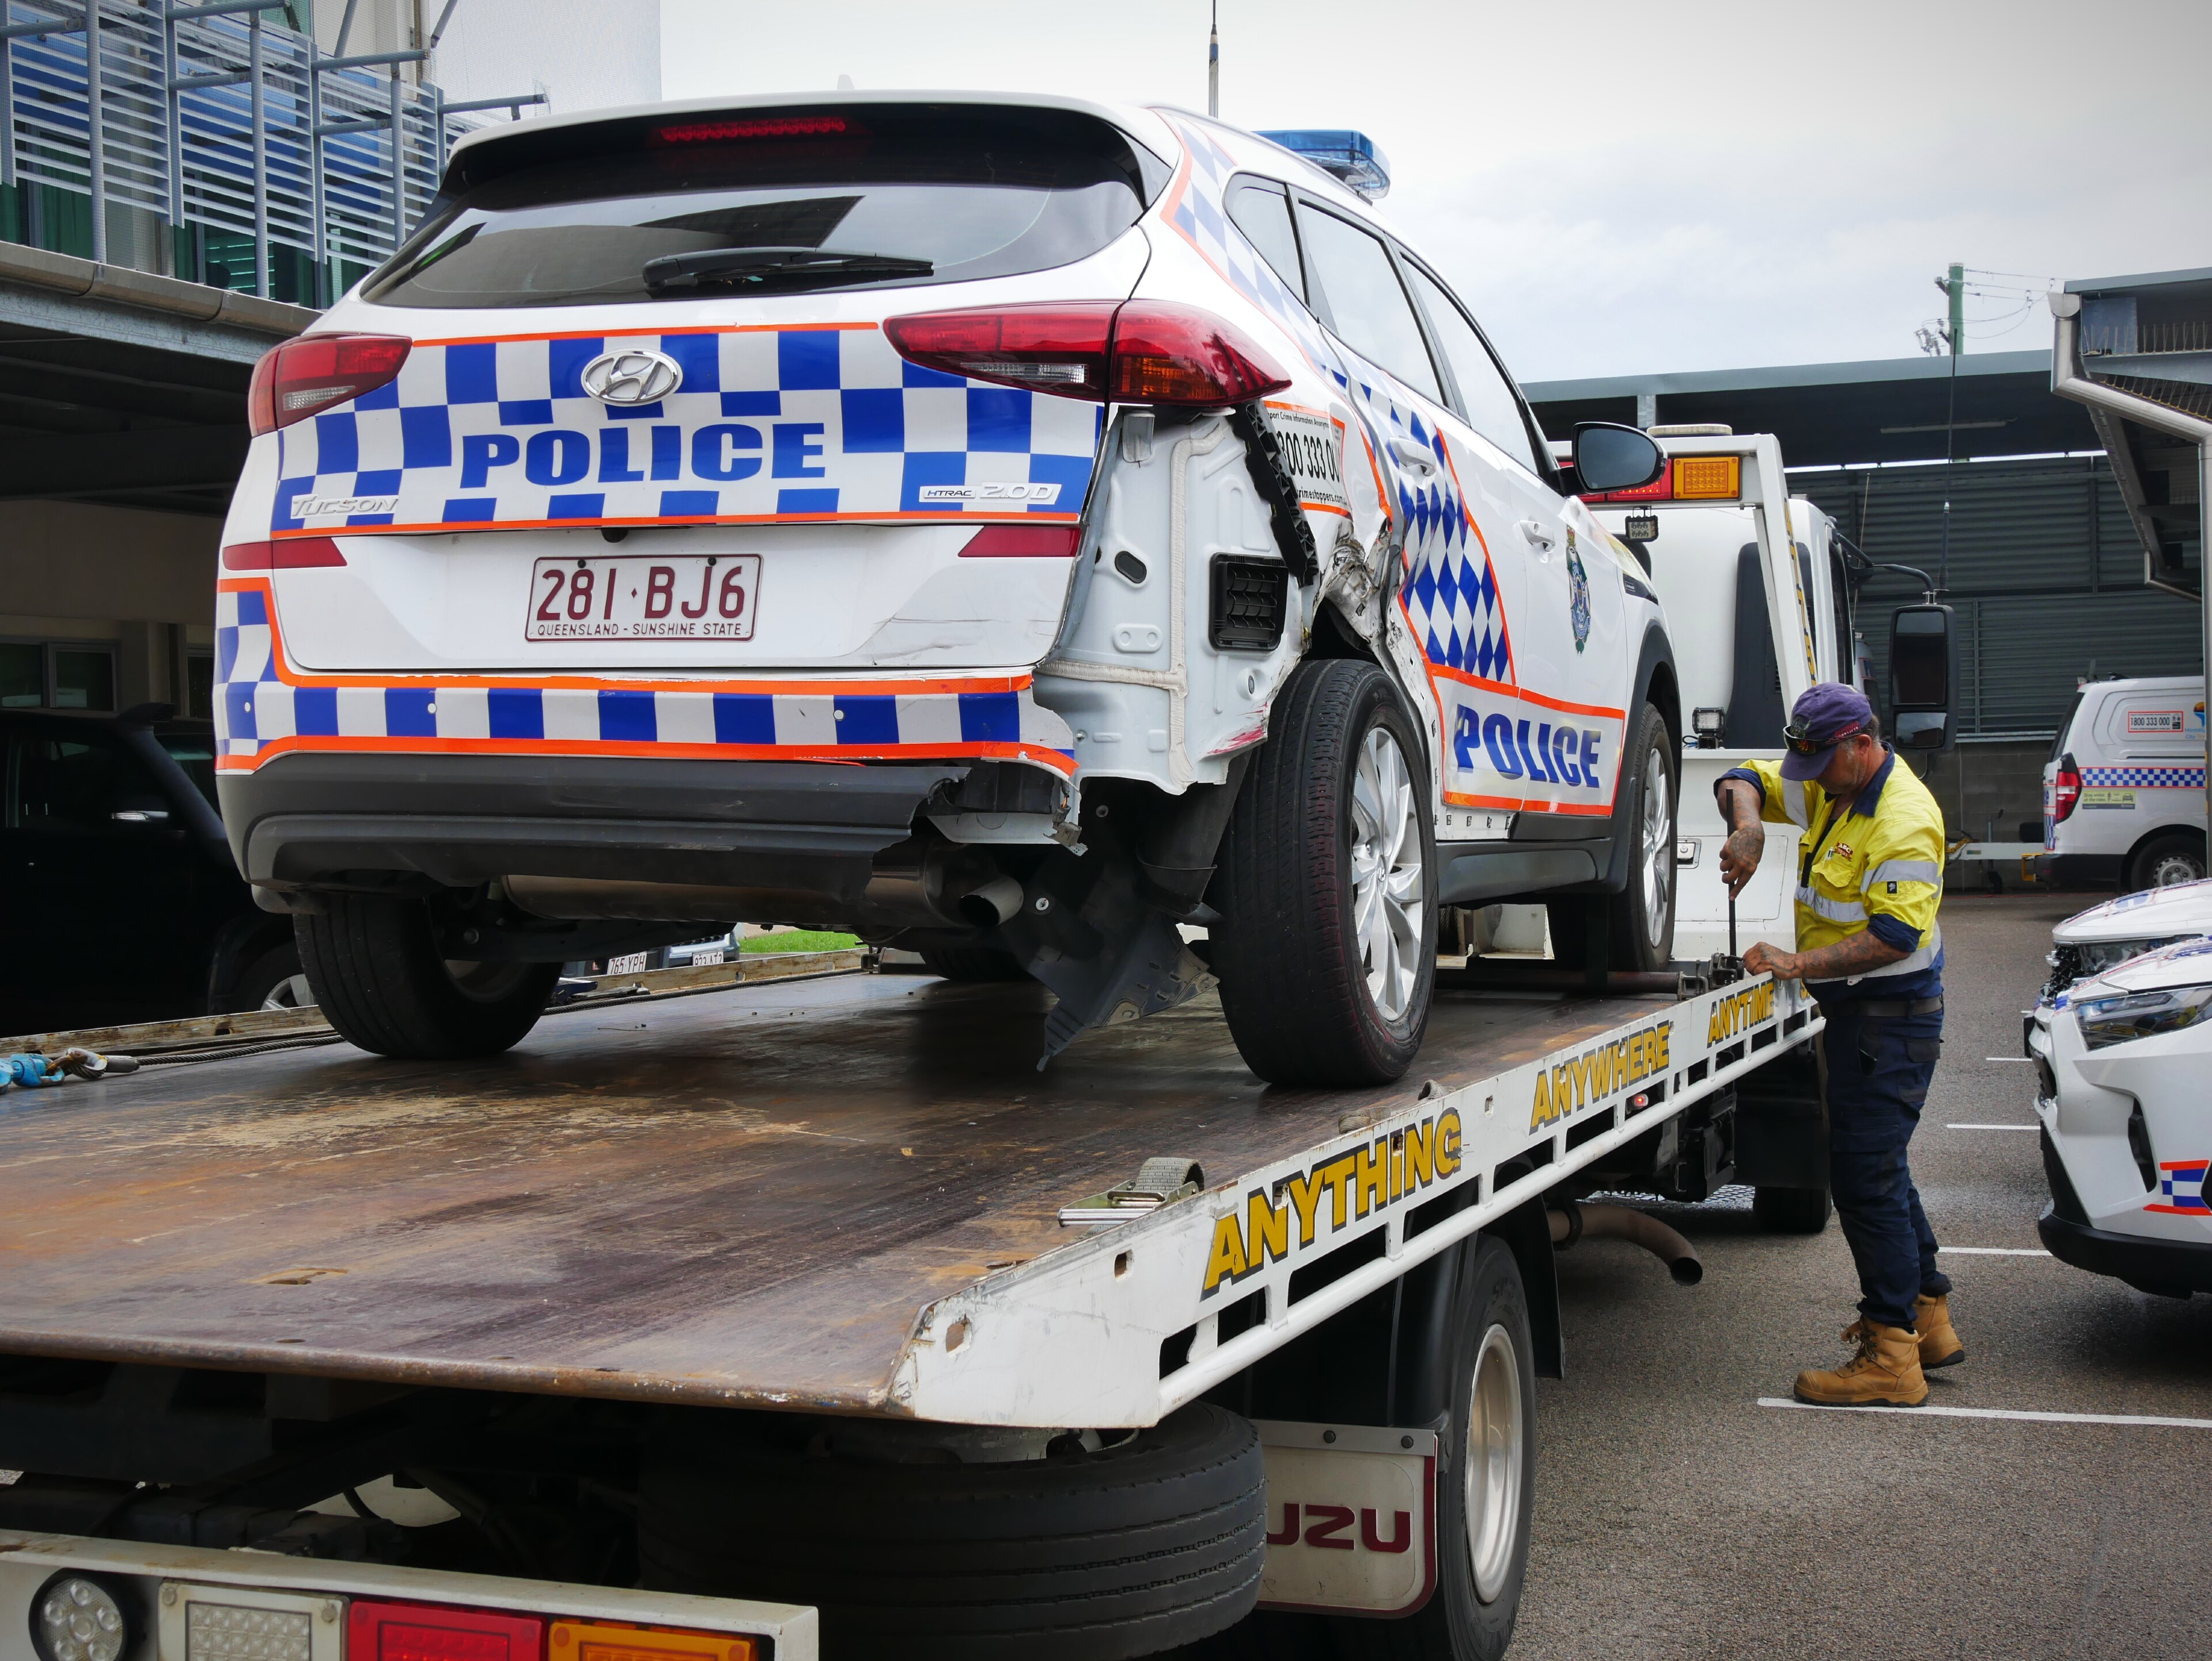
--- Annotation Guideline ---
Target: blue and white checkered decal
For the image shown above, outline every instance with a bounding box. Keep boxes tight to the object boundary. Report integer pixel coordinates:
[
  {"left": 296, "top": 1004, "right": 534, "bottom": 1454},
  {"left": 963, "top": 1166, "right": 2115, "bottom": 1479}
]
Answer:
[
  {"left": 271, "top": 325, "right": 1103, "bottom": 534},
  {"left": 214, "top": 581, "right": 1077, "bottom": 772},
  {"left": 2082, "top": 765, "right": 2208, "bottom": 789}
]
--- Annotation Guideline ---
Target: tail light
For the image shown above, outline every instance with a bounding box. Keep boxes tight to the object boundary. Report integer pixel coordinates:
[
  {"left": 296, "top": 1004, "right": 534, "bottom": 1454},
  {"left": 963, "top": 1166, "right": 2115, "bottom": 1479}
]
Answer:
[
  {"left": 348, "top": 1601, "right": 543, "bottom": 1661},
  {"left": 223, "top": 537, "right": 346, "bottom": 570},
  {"left": 884, "top": 302, "right": 1290, "bottom": 408},
  {"left": 1582, "top": 454, "right": 1742, "bottom": 504},
  {"left": 2051, "top": 754, "right": 2082, "bottom": 823},
  {"left": 249, "top": 334, "right": 412, "bottom": 434},
  {"left": 958, "top": 525, "right": 1082, "bottom": 556}
]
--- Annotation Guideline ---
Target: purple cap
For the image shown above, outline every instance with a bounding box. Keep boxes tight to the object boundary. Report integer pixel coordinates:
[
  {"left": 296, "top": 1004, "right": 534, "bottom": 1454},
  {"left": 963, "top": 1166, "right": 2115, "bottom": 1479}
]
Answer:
[{"left": 1779, "top": 682, "right": 1877, "bottom": 781}]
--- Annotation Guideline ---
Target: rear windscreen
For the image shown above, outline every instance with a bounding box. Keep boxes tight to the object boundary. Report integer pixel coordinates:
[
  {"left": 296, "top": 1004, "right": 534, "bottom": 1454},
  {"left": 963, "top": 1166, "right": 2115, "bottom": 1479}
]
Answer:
[{"left": 366, "top": 105, "right": 1168, "bottom": 310}]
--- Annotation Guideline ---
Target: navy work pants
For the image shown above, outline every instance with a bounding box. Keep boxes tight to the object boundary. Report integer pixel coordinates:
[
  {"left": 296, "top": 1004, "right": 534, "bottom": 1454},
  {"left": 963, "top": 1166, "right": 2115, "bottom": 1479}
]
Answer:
[{"left": 1818, "top": 1003, "right": 1952, "bottom": 1331}]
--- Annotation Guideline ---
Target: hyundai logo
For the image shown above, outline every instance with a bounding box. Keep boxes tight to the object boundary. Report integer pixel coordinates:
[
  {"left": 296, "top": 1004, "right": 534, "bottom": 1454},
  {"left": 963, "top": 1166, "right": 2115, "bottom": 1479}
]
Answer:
[{"left": 581, "top": 348, "right": 683, "bottom": 405}]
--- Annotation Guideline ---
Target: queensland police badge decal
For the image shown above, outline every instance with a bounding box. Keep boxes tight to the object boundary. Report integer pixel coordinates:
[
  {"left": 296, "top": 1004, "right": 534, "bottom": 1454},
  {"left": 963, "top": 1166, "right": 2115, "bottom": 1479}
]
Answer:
[{"left": 1566, "top": 529, "right": 1592, "bottom": 653}]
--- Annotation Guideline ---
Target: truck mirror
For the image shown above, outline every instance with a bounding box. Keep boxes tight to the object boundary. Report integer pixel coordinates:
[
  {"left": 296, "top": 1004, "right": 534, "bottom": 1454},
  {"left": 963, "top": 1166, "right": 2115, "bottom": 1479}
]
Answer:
[
  {"left": 1887, "top": 603, "right": 1956, "bottom": 751},
  {"left": 1573, "top": 422, "right": 1665, "bottom": 494}
]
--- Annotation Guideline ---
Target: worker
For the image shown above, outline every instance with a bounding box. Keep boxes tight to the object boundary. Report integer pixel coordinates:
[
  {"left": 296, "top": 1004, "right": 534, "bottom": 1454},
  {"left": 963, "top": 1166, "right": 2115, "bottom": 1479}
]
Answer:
[{"left": 1716, "top": 682, "right": 1961, "bottom": 1408}]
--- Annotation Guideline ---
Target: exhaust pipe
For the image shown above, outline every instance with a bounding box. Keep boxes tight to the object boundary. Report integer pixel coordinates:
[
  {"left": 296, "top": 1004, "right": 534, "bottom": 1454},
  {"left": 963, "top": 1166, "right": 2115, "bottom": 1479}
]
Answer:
[
  {"left": 1550, "top": 1198, "right": 1702, "bottom": 1286},
  {"left": 960, "top": 875, "right": 1025, "bottom": 928}
]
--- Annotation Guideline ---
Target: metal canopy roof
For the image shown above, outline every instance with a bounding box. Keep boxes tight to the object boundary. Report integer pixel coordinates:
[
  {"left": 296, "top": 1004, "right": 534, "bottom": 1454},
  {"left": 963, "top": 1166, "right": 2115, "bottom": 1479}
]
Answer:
[{"left": 1525, "top": 349, "right": 2097, "bottom": 468}]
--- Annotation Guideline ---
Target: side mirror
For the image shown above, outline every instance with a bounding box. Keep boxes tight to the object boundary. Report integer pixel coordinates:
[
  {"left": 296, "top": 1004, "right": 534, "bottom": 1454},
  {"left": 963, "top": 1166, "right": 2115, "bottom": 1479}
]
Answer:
[
  {"left": 1573, "top": 422, "right": 1665, "bottom": 494},
  {"left": 1887, "top": 603, "right": 1956, "bottom": 751}
]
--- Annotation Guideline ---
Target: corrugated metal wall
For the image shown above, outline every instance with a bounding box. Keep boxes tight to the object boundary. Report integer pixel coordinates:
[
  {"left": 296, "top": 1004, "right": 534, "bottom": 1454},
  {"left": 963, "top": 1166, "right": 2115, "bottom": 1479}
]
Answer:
[{"left": 1797, "top": 456, "right": 2203, "bottom": 736}]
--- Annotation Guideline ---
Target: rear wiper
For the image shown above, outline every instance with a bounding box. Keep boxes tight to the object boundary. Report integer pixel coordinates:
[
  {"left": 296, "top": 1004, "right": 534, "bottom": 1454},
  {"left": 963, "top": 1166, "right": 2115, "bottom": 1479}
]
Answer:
[{"left": 642, "top": 246, "right": 933, "bottom": 292}]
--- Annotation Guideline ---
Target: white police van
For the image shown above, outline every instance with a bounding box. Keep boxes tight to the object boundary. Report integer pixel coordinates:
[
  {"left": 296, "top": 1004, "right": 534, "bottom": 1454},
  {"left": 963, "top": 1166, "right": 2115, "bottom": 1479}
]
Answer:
[
  {"left": 2040, "top": 674, "right": 2207, "bottom": 892},
  {"left": 215, "top": 93, "right": 1677, "bottom": 1078}
]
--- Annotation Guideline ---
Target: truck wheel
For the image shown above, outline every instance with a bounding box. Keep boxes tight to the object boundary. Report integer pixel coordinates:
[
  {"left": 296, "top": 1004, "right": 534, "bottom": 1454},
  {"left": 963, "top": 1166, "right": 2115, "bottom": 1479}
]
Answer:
[
  {"left": 1541, "top": 703, "right": 1676, "bottom": 976},
  {"left": 1335, "top": 1236, "right": 1535, "bottom": 1661},
  {"left": 1213, "top": 659, "right": 1437, "bottom": 1086},
  {"left": 918, "top": 945, "right": 1032, "bottom": 982},
  {"left": 1752, "top": 1184, "right": 1832, "bottom": 1234},
  {"left": 638, "top": 1401, "right": 1266, "bottom": 1661},
  {"left": 294, "top": 895, "right": 557, "bottom": 1058},
  {"left": 2126, "top": 831, "right": 2206, "bottom": 892}
]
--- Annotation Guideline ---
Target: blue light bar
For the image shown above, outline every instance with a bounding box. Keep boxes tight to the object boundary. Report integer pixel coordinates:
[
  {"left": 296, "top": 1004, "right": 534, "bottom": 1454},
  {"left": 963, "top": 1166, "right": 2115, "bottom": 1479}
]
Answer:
[{"left": 1255, "top": 128, "right": 1391, "bottom": 200}]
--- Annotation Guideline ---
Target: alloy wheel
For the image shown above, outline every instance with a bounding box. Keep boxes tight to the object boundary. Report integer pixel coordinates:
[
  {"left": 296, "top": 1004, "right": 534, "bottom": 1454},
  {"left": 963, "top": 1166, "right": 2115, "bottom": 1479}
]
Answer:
[
  {"left": 1639, "top": 743, "right": 1674, "bottom": 952},
  {"left": 1350, "top": 725, "right": 1425, "bottom": 1021}
]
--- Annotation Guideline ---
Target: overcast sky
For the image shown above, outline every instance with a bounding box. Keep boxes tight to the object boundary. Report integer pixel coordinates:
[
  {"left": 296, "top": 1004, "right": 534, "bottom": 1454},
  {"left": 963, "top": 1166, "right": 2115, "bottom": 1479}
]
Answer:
[{"left": 658, "top": 0, "right": 2212, "bottom": 385}]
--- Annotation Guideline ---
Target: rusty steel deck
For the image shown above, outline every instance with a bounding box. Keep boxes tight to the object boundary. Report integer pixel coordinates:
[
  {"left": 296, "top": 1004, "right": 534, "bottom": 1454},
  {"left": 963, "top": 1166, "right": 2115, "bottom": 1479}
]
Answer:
[{"left": 0, "top": 970, "right": 1672, "bottom": 1416}]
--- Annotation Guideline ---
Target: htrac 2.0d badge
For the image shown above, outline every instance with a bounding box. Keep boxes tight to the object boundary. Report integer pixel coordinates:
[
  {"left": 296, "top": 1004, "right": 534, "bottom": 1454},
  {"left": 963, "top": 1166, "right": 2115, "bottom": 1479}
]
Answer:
[{"left": 1566, "top": 529, "right": 1591, "bottom": 653}]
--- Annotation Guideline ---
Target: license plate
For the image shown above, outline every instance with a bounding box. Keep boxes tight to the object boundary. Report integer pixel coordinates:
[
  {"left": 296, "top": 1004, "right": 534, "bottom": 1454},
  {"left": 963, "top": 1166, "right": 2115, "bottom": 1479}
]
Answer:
[{"left": 527, "top": 554, "right": 761, "bottom": 641}]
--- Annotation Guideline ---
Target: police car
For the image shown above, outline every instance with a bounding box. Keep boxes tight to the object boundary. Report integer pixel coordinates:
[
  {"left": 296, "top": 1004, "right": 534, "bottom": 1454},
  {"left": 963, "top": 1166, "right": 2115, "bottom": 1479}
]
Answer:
[
  {"left": 215, "top": 93, "right": 1677, "bottom": 1078},
  {"left": 2030, "top": 933, "right": 2212, "bottom": 1297}
]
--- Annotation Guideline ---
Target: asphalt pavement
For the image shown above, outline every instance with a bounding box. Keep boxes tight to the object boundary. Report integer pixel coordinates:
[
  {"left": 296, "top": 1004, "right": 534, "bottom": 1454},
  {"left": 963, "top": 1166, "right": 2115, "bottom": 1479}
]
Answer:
[{"left": 1515, "top": 891, "right": 2211, "bottom": 1661}]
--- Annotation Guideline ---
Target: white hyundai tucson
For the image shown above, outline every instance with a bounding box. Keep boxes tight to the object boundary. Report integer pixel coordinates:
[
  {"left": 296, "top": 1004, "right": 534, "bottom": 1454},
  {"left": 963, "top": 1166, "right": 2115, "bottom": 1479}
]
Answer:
[{"left": 215, "top": 93, "right": 1680, "bottom": 1079}]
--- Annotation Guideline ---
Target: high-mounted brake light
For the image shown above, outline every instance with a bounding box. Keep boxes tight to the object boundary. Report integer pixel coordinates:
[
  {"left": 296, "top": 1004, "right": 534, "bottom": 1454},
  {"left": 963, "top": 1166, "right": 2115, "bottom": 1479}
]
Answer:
[
  {"left": 2052, "top": 754, "right": 2083, "bottom": 824},
  {"left": 248, "top": 334, "right": 411, "bottom": 435},
  {"left": 653, "top": 115, "right": 850, "bottom": 143},
  {"left": 348, "top": 1601, "right": 544, "bottom": 1661},
  {"left": 223, "top": 537, "right": 346, "bottom": 569},
  {"left": 959, "top": 525, "right": 1082, "bottom": 557},
  {"left": 884, "top": 302, "right": 1290, "bottom": 410}
]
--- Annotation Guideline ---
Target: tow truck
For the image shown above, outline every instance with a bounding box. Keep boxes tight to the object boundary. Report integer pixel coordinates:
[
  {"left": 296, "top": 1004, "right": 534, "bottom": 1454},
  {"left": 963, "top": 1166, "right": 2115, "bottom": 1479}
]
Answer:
[{"left": 1, "top": 425, "right": 1955, "bottom": 1661}]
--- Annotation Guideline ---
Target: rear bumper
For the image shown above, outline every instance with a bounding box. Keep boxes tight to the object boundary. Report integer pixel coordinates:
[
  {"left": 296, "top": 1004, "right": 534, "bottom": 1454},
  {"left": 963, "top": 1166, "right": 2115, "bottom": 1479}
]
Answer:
[
  {"left": 2038, "top": 1206, "right": 2212, "bottom": 1295},
  {"left": 221, "top": 751, "right": 965, "bottom": 895}
]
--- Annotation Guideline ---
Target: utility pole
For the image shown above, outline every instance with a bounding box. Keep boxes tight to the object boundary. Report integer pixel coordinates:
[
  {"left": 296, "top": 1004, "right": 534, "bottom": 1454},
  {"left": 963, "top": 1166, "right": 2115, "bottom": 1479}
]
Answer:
[
  {"left": 1933, "top": 263, "right": 1964, "bottom": 594},
  {"left": 1207, "top": 0, "right": 1218, "bottom": 118},
  {"left": 1948, "top": 262, "right": 1964, "bottom": 361}
]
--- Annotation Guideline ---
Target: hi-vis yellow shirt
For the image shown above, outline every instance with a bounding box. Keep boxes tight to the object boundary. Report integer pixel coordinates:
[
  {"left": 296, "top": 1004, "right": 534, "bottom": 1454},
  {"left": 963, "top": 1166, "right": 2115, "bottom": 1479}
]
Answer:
[{"left": 1721, "top": 748, "right": 1946, "bottom": 990}]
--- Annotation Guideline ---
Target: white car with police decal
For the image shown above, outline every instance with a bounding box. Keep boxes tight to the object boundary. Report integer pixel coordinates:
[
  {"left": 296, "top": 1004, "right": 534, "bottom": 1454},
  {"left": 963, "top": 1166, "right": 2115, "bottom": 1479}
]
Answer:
[
  {"left": 2031, "top": 933, "right": 2212, "bottom": 1297},
  {"left": 215, "top": 93, "right": 1678, "bottom": 1077}
]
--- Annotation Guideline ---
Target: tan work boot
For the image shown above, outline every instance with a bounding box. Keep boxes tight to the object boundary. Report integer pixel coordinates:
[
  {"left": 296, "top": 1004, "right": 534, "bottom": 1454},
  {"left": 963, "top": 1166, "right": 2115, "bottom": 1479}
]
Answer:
[
  {"left": 1913, "top": 1294, "right": 1963, "bottom": 1368},
  {"left": 1844, "top": 1295, "right": 1963, "bottom": 1370},
  {"left": 1795, "top": 1321, "right": 1928, "bottom": 1407}
]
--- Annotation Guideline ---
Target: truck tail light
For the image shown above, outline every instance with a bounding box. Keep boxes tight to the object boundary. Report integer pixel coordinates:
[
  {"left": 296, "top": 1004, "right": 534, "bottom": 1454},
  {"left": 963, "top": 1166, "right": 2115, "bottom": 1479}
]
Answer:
[
  {"left": 223, "top": 537, "right": 346, "bottom": 569},
  {"left": 885, "top": 302, "right": 1290, "bottom": 408},
  {"left": 249, "top": 334, "right": 412, "bottom": 434},
  {"left": 2052, "top": 755, "right": 2082, "bottom": 823},
  {"left": 549, "top": 1621, "right": 755, "bottom": 1661},
  {"left": 958, "top": 525, "right": 1082, "bottom": 556},
  {"left": 1582, "top": 455, "right": 1743, "bottom": 504},
  {"left": 1582, "top": 460, "right": 1672, "bottom": 504},
  {"left": 1671, "top": 455, "right": 1741, "bottom": 499},
  {"left": 347, "top": 1602, "right": 544, "bottom": 1661}
]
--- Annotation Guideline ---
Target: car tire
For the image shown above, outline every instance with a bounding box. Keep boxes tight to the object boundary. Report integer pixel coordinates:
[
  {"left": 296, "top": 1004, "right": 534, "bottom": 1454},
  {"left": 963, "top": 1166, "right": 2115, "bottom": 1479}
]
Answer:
[
  {"left": 1212, "top": 658, "right": 1437, "bottom": 1087},
  {"left": 1752, "top": 1184, "right": 1832, "bottom": 1234},
  {"left": 228, "top": 942, "right": 313, "bottom": 1012},
  {"left": 2126, "top": 831, "right": 2206, "bottom": 893},
  {"left": 918, "top": 945, "right": 1032, "bottom": 982},
  {"left": 637, "top": 1402, "right": 1266, "bottom": 1661},
  {"left": 1330, "top": 1236, "right": 1536, "bottom": 1661},
  {"left": 294, "top": 895, "right": 557, "bottom": 1058}
]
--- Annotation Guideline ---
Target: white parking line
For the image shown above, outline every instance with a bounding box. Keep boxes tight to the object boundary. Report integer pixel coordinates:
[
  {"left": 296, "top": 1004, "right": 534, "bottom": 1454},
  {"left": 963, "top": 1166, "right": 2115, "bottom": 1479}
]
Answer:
[
  {"left": 1983, "top": 1056, "right": 2033, "bottom": 1062},
  {"left": 1758, "top": 1398, "right": 2212, "bottom": 1429},
  {"left": 1937, "top": 1246, "right": 2051, "bottom": 1256},
  {"left": 1946, "top": 1123, "right": 2039, "bottom": 1131}
]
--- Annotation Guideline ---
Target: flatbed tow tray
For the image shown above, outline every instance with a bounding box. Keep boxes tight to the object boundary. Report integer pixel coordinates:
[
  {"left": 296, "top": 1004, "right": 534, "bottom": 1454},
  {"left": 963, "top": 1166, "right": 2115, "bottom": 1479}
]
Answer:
[{"left": 0, "top": 969, "right": 1811, "bottom": 1427}]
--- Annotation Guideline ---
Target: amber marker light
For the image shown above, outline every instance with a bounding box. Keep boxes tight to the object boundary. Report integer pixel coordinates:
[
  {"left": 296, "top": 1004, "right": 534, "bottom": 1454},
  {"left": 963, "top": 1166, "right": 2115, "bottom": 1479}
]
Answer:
[
  {"left": 548, "top": 1621, "right": 756, "bottom": 1661},
  {"left": 1671, "top": 456, "right": 1741, "bottom": 500}
]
